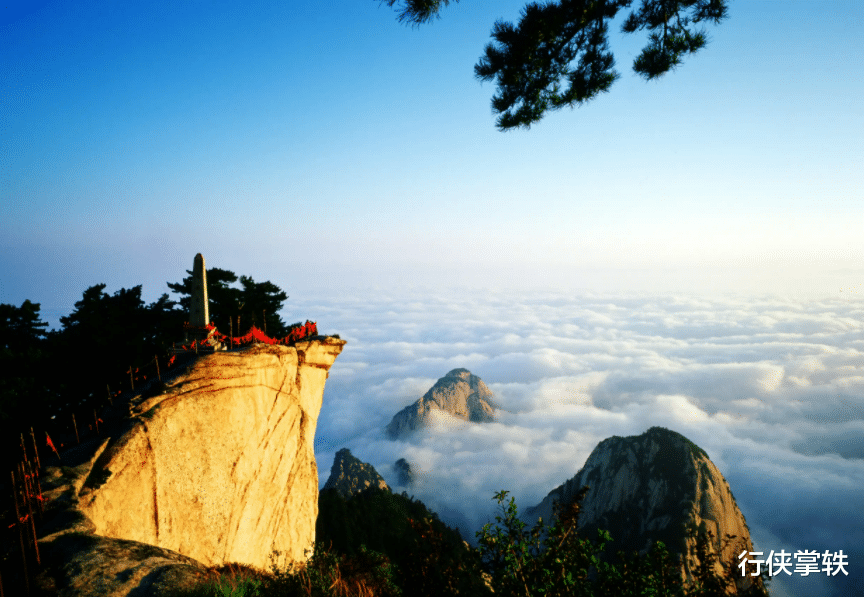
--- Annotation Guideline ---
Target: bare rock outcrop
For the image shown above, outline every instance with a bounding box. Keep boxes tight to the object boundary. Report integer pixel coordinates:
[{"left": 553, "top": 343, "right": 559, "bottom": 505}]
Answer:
[
  {"left": 35, "top": 461, "right": 216, "bottom": 597},
  {"left": 525, "top": 427, "right": 756, "bottom": 592},
  {"left": 386, "top": 368, "right": 498, "bottom": 440},
  {"left": 393, "top": 458, "right": 415, "bottom": 487},
  {"left": 322, "top": 448, "right": 390, "bottom": 499},
  {"left": 35, "top": 338, "right": 344, "bottom": 595}
]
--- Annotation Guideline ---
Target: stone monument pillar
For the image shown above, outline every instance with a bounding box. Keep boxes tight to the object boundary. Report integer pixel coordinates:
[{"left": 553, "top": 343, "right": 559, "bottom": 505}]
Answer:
[
  {"left": 183, "top": 253, "right": 223, "bottom": 350},
  {"left": 190, "top": 253, "right": 209, "bottom": 328}
]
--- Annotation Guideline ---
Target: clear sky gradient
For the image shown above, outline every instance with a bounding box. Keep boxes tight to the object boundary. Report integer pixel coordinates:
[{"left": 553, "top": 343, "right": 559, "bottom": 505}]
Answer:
[{"left": 2, "top": 0, "right": 863, "bottom": 321}]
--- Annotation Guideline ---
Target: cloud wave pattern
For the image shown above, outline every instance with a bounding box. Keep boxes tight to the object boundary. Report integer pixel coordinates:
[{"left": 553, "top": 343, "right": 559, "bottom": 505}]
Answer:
[{"left": 291, "top": 289, "right": 862, "bottom": 597}]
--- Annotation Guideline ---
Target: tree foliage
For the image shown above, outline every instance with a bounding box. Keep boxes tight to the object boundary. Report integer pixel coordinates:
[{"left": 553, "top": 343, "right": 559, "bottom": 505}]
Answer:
[
  {"left": 477, "top": 488, "right": 615, "bottom": 596},
  {"left": 0, "top": 300, "right": 51, "bottom": 425},
  {"left": 383, "top": 0, "right": 728, "bottom": 130},
  {"left": 0, "top": 299, "right": 48, "bottom": 351},
  {"left": 477, "top": 489, "right": 770, "bottom": 597},
  {"left": 53, "top": 284, "right": 184, "bottom": 395},
  {"left": 167, "top": 268, "right": 290, "bottom": 338},
  {"left": 317, "top": 487, "right": 490, "bottom": 596},
  {"left": 262, "top": 544, "right": 403, "bottom": 597}
]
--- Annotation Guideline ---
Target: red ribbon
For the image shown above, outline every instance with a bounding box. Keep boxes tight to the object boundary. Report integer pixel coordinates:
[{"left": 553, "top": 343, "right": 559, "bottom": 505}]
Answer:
[{"left": 45, "top": 433, "right": 60, "bottom": 458}]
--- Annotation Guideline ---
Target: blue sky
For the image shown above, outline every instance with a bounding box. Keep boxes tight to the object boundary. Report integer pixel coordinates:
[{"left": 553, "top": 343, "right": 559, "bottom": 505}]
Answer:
[{"left": 2, "top": 0, "right": 863, "bottom": 327}]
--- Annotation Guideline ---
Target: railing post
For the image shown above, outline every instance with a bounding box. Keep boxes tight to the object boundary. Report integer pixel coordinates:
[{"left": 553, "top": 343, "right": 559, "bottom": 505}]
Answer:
[
  {"left": 29, "top": 428, "right": 40, "bottom": 471},
  {"left": 25, "top": 460, "right": 43, "bottom": 517},
  {"left": 19, "top": 434, "right": 28, "bottom": 464},
  {"left": 18, "top": 463, "right": 39, "bottom": 566},
  {"left": 10, "top": 470, "right": 31, "bottom": 596}
]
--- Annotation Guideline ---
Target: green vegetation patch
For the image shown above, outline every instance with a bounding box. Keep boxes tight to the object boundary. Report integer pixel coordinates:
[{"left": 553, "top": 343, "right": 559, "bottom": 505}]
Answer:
[{"left": 317, "top": 487, "right": 488, "bottom": 597}]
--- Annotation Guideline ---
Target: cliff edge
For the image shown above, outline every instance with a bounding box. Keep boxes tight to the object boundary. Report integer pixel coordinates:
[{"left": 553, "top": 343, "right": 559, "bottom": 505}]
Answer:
[{"left": 35, "top": 338, "right": 345, "bottom": 595}]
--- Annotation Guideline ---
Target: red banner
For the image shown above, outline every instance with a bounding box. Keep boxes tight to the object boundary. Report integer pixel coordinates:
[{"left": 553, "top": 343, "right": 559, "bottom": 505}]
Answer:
[
  {"left": 46, "top": 433, "right": 60, "bottom": 459},
  {"left": 210, "top": 320, "right": 318, "bottom": 347}
]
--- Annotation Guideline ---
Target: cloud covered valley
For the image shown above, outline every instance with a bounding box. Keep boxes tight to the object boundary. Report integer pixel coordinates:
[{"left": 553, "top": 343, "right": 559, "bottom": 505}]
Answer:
[{"left": 293, "top": 289, "right": 863, "bottom": 597}]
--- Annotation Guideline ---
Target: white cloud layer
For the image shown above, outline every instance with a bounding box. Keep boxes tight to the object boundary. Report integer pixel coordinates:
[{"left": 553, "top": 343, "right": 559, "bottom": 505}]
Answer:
[{"left": 296, "top": 288, "right": 863, "bottom": 597}]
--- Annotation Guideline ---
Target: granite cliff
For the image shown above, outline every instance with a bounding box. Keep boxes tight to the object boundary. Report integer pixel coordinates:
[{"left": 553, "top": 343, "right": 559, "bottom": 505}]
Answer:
[
  {"left": 34, "top": 338, "right": 345, "bottom": 596},
  {"left": 525, "top": 427, "right": 756, "bottom": 592},
  {"left": 386, "top": 368, "right": 498, "bottom": 440},
  {"left": 322, "top": 448, "right": 390, "bottom": 499}
]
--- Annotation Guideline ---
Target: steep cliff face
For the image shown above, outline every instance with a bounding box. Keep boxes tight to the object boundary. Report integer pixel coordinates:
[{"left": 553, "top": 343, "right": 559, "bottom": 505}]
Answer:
[
  {"left": 322, "top": 448, "right": 390, "bottom": 499},
  {"left": 525, "top": 427, "right": 755, "bottom": 591},
  {"left": 37, "top": 338, "right": 344, "bottom": 593},
  {"left": 386, "top": 368, "right": 498, "bottom": 439}
]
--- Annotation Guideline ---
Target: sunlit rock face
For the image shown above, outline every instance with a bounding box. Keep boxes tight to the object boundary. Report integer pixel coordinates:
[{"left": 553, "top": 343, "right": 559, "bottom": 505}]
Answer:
[
  {"left": 386, "top": 368, "right": 498, "bottom": 439},
  {"left": 71, "top": 339, "right": 344, "bottom": 573},
  {"left": 525, "top": 427, "right": 757, "bottom": 593},
  {"left": 322, "top": 448, "right": 390, "bottom": 498}
]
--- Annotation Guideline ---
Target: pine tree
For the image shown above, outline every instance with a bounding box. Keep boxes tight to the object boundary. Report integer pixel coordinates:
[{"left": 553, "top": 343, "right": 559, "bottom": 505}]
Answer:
[
  {"left": 383, "top": 0, "right": 729, "bottom": 130},
  {"left": 167, "top": 268, "right": 290, "bottom": 338}
]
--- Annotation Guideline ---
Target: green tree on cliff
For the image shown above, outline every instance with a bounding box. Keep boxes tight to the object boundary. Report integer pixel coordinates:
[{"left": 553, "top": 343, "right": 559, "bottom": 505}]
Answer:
[
  {"left": 477, "top": 489, "right": 770, "bottom": 597},
  {"left": 317, "top": 487, "right": 490, "bottom": 596},
  {"left": 383, "top": 0, "right": 729, "bottom": 130},
  {"left": 167, "top": 268, "right": 290, "bottom": 338},
  {"left": 0, "top": 300, "right": 50, "bottom": 425},
  {"left": 48, "top": 284, "right": 184, "bottom": 400}
]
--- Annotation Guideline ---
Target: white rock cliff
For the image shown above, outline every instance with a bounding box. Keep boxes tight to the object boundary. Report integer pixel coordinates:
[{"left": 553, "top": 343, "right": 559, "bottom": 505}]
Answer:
[{"left": 36, "top": 338, "right": 344, "bottom": 596}]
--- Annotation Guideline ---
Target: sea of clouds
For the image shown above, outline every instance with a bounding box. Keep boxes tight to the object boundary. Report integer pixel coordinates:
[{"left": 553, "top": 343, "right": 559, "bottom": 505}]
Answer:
[{"left": 290, "top": 288, "right": 863, "bottom": 597}]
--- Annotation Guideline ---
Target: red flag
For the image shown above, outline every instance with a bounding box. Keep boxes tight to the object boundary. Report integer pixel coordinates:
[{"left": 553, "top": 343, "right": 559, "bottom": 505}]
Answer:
[
  {"left": 7, "top": 514, "right": 28, "bottom": 528},
  {"left": 46, "top": 433, "right": 61, "bottom": 460}
]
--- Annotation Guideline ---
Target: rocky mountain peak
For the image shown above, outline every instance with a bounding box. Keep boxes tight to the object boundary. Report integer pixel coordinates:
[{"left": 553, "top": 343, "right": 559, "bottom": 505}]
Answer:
[
  {"left": 445, "top": 368, "right": 472, "bottom": 380},
  {"left": 386, "top": 368, "right": 499, "bottom": 440},
  {"left": 322, "top": 448, "right": 390, "bottom": 499},
  {"left": 525, "top": 426, "right": 757, "bottom": 593}
]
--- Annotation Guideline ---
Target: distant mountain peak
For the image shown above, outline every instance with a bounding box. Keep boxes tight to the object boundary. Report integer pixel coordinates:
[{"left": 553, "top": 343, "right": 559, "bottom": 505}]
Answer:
[
  {"left": 386, "top": 369, "right": 499, "bottom": 440},
  {"left": 525, "top": 426, "right": 759, "bottom": 593},
  {"left": 322, "top": 448, "right": 390, "bottom": 499},
  {"left": 444, "top": 368, "right": 472, "bottom": 378}
]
